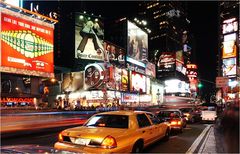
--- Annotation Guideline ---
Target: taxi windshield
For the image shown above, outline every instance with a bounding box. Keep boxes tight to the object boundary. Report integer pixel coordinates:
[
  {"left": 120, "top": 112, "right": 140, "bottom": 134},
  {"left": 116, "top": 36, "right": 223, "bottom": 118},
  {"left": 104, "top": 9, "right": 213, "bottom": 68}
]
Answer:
[{"left": 84, "top": 114, "right": 129, "bottom": 129}]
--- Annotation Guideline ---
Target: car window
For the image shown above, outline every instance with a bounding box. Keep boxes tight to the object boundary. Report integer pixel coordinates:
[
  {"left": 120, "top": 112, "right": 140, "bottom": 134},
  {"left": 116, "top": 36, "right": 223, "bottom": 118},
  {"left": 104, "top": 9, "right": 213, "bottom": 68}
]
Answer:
[
  {"left": 180, "top": 108, "right": 192, "bottom": 113},
  {"left": 137, "top": 114, "right": 151, "bottom": 128},
  {"left": 158, "top": 111, "right": 180, "bottom": 118},
  {"left": 84, "top": 115, "right": 129, "bottom": 128},
  {"left": 146, "top": 113, "right": 161, "bottom": 124}
]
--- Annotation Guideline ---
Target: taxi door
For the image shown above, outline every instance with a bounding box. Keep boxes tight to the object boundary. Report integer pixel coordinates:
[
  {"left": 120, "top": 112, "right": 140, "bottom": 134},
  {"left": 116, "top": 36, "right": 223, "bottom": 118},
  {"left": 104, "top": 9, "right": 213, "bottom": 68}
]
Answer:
[{"left": 136, "top": 114, "right": 155, "bottom": 146}]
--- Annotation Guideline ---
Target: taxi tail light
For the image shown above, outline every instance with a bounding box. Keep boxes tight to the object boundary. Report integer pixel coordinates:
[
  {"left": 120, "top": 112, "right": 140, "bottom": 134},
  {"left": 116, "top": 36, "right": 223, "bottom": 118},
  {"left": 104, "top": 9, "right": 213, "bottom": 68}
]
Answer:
[
  {"left": 171, "top": 121, "right": 177, "bottom": 125},
  {"left": 58, "top": 133, "right": 63, "bottom": 141},
  {"left": 171, "top": 121, "right": 181, "bottom": 125},
  {"left": 101, "top": 135, "right": 117, "bottom": 148}
]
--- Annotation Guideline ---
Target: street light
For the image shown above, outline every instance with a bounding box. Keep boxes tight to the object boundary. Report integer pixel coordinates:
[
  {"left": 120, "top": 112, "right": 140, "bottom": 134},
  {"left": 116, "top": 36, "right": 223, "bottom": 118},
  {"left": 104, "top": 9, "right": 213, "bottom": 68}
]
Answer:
[{"left": 157, "top": 89, "right": 160, "bottom": 106}]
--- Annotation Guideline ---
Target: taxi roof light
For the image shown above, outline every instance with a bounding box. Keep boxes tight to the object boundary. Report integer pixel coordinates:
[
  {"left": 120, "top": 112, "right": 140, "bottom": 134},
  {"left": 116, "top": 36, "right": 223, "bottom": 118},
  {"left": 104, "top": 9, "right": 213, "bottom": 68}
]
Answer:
[{"left": 101, "top": 135, "right": 117, "bottom": 149}]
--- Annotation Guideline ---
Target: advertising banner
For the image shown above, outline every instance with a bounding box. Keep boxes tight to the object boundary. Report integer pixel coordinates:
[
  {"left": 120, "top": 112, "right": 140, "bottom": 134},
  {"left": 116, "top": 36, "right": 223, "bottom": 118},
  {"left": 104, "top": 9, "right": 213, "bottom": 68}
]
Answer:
[
  {"left": 75, "top": 13, "right": 106, "bottom": 61},
  {"left": 121, "top": 69, "right": 128, "bottom": 91},
  {"left": 146, "top": 62, "right": 156, "bottom": 78},
  {"left": 127, "top": 21, "right": 148, "bottom": 61},
  {"left": 103, "top": 41, "right": 125, "bottom": 65},
  {"left": 157, "top": 52, "right": 175, "bottom": 72},
  {"left": 84, "top": 63, "right": 105, "bottom": 90},
  {"left": 176, "top": 61, "right": 186, "bottom": 75},
  {"left": 222, "top": 58, "right": 237, "bottom": 77},
  {"left": 62, "top": 72, "right": 84, "bottom": 92},
  {"left": 121, "top": 93, "right": 139, "bottom": 103},
  {"left": 176, "top": 50, "right": 184, "bottom": 64},
  {"left": 1, "top": 12, "right": 54, "bottom": 77},
  {"left": 222, "top": 41, "right": 237, "bottom": 58},
  {"left": 222, "top": 18, "right": 238, "bottom": 34},
  {"left": 164, "top": 79, "right": 190, "bottom": 94},
  {"left": 130, "top": 71, "right": 146, "bottom": 93}
]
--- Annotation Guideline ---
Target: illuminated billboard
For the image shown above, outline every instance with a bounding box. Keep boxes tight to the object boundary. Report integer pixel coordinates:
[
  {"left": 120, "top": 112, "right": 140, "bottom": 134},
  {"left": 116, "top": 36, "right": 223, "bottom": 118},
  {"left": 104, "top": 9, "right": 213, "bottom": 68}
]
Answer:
[
  {"left": 130, "top": 71, "right": 146, "bottom": 93},
  {"left": 222, "top": 41, "right": 237, "bottom": 58},
  {"left": 222, "top": 58, "right": 237, "bottom": 77},
  {"left": 164, "top": 79, "right": 190, "bottom": 94},
  {"left": 176, "top": 50, "right": 184, "bottom": 64},
  {"left": 157, "top": 52, "right": 175, "bottom": 72},
  {"left": 84, "top": 63, "right": 105, "bottom": 90},
  {"left": 121, "top": 69, "right": 129, "bottom": 91},
  {"left": 103, "top": 41, "right": 125, "bottom": 65},
  {"left": 146, "top": 62, "right": 156, "bottom": 77},
  {"left": 75, "top": 13, "right": 105, "bottom": 61},
  {"left": 127, "top": 21, "right": 148, "bottom": 61},
  {"left": 1, "top": 11, "right": 54, "bottom": 78},
  {"left": 62, "top": 72, "right": 84, "bottom": 92},
  {"left": 222, "top": 18, "right": 238, "bottom": 34}
]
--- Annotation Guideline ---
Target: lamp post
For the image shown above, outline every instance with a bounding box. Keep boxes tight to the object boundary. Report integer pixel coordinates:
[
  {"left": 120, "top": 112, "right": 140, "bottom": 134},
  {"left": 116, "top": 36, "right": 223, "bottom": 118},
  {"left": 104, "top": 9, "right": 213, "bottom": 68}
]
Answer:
[{"left": 157, "top": 89, "right": 160, "bottom": 107}]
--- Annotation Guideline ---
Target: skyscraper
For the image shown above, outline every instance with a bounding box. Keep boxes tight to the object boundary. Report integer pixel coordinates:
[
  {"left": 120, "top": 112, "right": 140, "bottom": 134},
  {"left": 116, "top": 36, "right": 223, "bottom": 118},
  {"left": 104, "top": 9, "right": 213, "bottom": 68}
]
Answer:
[{"left": 138, "top": 1, "right": 194, "bottom": 98}]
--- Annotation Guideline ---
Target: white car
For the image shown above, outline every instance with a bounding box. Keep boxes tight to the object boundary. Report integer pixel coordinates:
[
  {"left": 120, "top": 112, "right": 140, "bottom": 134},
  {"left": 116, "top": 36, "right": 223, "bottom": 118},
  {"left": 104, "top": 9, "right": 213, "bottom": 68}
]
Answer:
[{"left": 201, "top": 106, "right": 217, "bottom": 122}]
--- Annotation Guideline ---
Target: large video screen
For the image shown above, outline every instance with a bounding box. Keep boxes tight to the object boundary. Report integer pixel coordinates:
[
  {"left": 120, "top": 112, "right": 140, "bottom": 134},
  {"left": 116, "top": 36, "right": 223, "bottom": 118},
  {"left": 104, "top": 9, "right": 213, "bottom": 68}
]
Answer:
[
  {"left": 222, "top": 58, "right": 236, "bottom": 76},
  {"left": 1, "top": 12, "right": 54, "bottom": 77},
  {"left": 75, "top": 13, "right": 105, "bottom": 61},
  {"left": 130, "top": 71, "right": 146, "bottom": 93},
  {"left": 127, "top": 21, "right": 148, "bottom": 61}
]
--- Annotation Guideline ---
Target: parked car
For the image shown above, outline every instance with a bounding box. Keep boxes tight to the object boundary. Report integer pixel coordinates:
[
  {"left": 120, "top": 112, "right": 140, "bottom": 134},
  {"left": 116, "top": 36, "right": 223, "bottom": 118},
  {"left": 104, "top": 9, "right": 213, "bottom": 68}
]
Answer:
[
  {"left": 54, "top": 110, "right": 170, "bottom": 153},
  {"left": 156, "top": 109, "right": 187, "bottom": 133},
  {"left": 179, "top": 107, "right": 201, "bottom": 123}
]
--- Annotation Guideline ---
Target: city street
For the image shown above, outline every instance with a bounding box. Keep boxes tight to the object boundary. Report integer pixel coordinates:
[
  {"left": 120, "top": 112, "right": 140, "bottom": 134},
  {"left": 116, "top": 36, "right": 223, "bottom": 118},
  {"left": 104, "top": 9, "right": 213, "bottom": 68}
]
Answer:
[
  {"left": 2, "top": 117, "right": 207, "bottom": 153},
  {"left": 0, "top": 1, "right": 239, "bottom": 153}
]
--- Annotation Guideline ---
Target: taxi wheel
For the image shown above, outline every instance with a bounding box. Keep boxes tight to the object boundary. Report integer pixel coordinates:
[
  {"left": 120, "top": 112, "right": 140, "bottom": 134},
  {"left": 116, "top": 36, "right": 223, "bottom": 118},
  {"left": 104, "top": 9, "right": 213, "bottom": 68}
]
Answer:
[
  {"left": 179, "top": 127, "right": 183, "bottom": 133},
  {"left": 163, "top": 128, "right": 170, "bottom": 141},
  {"left": 132, "top": 140, "right": 143, "bottom": 153}
]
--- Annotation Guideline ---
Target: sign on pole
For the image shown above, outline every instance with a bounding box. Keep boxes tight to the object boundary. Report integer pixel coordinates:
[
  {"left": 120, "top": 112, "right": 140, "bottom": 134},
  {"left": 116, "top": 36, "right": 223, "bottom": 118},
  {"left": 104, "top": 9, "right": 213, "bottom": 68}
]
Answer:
[{"left": 216, "top": 77, "right": 228, "bottom": 88}]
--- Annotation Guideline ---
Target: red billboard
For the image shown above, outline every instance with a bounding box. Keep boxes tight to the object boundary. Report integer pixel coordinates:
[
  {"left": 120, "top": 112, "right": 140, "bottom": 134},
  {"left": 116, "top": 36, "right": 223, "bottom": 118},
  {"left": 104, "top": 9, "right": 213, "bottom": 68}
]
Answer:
[{"left": 1, "top": 12, "right": 54, "bottom": 77}]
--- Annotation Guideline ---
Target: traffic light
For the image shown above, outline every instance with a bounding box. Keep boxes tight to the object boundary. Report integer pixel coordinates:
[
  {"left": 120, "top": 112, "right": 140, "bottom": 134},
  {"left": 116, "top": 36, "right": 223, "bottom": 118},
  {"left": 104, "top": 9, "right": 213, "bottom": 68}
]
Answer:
[{"left": 198, "top": 83, "right": 203, "bottom": 88}]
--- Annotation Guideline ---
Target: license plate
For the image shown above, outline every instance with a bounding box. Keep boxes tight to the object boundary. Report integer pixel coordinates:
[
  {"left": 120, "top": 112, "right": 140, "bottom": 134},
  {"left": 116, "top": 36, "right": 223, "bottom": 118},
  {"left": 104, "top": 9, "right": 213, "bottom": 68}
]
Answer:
[{"left": 75, "top": 138, "right": 91, "bottom": 145}]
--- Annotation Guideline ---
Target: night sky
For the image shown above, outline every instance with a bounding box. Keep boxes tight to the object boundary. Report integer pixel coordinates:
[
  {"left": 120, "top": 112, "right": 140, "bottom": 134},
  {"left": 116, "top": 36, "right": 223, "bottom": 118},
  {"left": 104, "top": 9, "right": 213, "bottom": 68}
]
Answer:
[{"left": 24, "top": 1, "right": 219, "bottom": 100}]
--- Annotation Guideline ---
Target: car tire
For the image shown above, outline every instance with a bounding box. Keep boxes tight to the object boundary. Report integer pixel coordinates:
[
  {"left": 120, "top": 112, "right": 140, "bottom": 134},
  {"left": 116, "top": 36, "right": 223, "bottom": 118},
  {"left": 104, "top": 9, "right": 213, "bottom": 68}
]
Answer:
[
  {"left": 132, "top": 140, "right": 143, "bottom": 153},
  {"left": 163, "top": 128, "right": 170, "bottom": 141},
  {"left": 179, "top": 127, "right": 183, "bottom": 133}
]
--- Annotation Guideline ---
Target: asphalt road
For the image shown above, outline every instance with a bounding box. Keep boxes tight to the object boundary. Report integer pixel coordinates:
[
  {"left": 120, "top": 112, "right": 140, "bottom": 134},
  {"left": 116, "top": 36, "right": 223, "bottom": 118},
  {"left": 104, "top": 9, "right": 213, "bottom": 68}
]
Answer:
[{"left": 2, "top": 123, "right": 206, "bottom": 153}]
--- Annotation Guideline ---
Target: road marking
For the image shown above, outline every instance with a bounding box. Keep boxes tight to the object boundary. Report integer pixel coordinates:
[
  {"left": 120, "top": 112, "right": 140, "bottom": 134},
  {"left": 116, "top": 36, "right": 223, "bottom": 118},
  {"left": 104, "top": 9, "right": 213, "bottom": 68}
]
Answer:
[
  {"left": 197, "top": 126, "right": 213, "bottom": 153},
  {"left": 185, "top": 124, "right": 211, "bottom": 154}
]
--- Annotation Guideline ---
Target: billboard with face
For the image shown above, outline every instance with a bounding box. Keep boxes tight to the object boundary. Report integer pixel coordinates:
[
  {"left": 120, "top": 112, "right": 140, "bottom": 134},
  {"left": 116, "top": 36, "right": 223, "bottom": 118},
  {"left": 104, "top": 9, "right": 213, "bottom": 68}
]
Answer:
[
  {"left": 103, "top": 41, "right": 125, "bottom": 65},
  {"left": 222, "top": 58, "right": 237, "bottom": 77},
  {"left": 1, "top": 10, "right": 54, "bottom": 77},
  {"left": 75, "top": 13, "right": 106, "bottom": 61},
  {"left": 127, "top": 21, "right": 148, "bottom": 61}
]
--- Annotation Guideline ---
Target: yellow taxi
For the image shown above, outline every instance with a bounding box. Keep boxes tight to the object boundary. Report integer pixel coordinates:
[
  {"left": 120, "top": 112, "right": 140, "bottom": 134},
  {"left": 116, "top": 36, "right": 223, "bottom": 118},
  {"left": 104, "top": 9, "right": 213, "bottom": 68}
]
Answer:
[{"left": 54, "top": 110, "right": 170, "bottom": 153}]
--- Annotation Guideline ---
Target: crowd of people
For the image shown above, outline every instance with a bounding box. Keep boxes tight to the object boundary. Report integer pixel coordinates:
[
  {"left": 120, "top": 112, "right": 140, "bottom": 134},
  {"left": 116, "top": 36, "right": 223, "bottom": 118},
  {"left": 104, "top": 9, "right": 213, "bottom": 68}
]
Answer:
[{"left": 54, "top": 98, "right": 120, "bottom": 112}]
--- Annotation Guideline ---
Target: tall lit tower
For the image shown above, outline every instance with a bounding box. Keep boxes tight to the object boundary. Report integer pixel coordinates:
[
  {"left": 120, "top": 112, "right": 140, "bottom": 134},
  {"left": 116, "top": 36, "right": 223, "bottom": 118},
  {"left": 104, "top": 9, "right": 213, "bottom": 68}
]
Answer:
[{"left": 218, "top": 1, "right": 239, "bottom": 103}]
